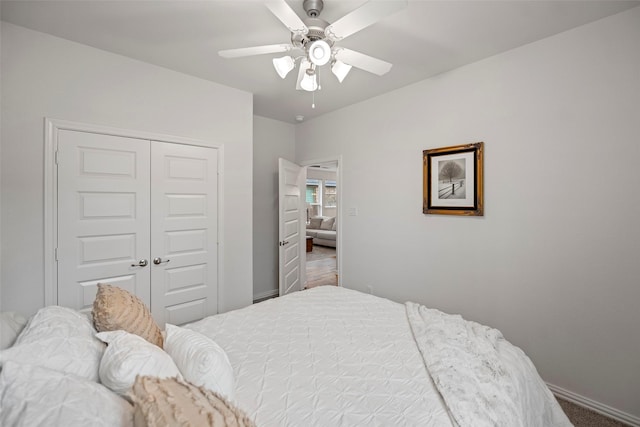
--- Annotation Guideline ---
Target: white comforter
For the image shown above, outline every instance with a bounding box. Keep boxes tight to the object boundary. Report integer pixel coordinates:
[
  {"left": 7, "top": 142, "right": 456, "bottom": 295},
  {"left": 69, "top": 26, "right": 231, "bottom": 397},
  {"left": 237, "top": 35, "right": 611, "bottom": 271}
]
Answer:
[
  {"left": 188, "top": 286, "right": 570, "bottom": 427},
  {"left": 188, "top": 286, "right": 454, "bottom": 427},
  {"left": 406, "top": 302, "right": 572, "bottom": 427}
]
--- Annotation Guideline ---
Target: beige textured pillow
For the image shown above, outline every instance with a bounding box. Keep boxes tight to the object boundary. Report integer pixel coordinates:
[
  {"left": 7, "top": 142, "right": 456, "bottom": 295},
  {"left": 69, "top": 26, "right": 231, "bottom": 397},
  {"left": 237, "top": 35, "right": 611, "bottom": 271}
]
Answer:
[
  {"left": 131, "top": 376, "right": 256, "bottom": 427},
  {"left": 92, "top": 283, "right": 163, "bottom": 348},
  {"left": 320, "top": 217, "right": 335, "bottom": 230}
]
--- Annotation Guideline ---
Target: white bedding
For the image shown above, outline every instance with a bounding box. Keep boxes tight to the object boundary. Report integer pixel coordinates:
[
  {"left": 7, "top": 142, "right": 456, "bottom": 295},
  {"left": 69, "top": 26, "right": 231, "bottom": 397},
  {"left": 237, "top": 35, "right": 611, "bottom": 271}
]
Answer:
[
  {"left": 406, "top": 302, "right": 572, "bottom": 427},
  {"left": 187, "top": 286, "right": 454, "bottom": 427},
  {"left": 188, "top": 286, "right": 571, "bottom": 427},
  {"left": 0, "top": 361, "right": 134, "bottom": 426},
  {"left": 0, "top": 286, "right": 570, "bottom": 427}
]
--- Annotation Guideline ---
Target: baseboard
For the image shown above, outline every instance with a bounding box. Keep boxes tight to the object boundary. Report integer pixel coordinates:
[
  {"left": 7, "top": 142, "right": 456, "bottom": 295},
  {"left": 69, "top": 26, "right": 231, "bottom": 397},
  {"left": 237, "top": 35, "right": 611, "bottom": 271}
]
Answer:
[
  {"left": 547, "top": 382, "right": 640, "bottom": 427},
  {"left": 253, "top": 289, "right": 279, "bottom": 304}
]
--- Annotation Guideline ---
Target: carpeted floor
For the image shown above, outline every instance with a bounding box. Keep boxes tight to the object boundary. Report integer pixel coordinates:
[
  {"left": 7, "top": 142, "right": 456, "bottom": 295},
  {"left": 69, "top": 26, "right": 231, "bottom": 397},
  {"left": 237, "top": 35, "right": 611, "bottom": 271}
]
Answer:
[{"left": 557, "top": 398, "right": 631, "bottom": 426}]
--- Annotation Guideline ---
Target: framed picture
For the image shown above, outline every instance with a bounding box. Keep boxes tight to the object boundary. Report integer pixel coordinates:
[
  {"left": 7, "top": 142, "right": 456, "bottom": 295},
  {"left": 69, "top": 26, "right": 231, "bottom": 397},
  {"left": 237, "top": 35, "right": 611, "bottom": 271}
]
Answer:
[{"left": 423, "top": 142, "right": 484, "bottom": 216}]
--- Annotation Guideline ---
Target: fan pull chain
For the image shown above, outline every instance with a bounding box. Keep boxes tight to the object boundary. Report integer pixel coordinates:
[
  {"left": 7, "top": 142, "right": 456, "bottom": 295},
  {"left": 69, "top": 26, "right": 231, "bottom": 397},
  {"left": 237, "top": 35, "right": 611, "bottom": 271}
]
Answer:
[{"left": 312, "top": 68, "right": 320, "bottom": 108}]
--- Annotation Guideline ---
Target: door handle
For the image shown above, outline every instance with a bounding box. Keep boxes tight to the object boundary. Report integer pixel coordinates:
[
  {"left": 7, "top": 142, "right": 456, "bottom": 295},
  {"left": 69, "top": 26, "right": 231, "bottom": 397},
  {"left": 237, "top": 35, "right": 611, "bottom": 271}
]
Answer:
[
  {"left": 153, "top": 257, "right": 170, "bottom": 265},
  {"left": 131, "top": 259, "right": 148, "bottom": 267}
]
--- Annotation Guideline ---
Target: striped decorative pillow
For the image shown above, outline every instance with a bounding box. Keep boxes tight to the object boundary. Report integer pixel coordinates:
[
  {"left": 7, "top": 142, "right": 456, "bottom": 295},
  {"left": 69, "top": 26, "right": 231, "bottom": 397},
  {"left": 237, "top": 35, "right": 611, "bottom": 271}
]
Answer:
[
  {"left": 92, "top": 283, "right": 163, "bottom": 348},
  {"left": 130, "top": 376, "right": 256, "bottom": 427}
]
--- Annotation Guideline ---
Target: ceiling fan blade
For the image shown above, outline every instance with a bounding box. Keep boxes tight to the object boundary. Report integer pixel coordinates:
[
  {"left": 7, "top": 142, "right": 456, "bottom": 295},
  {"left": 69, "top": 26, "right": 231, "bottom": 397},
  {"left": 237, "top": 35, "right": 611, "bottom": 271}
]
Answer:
[
  {"left": 265, "top": 0, "right": 308, "bottom": 35},
  {"left": 334, "top": 48, "right": 392, "bottom": 76},
  {"left": 325, "top": 0, "right": 407, "bottom": 41},
  {"left": 219, "top": 44, "right": 293, "bottom": 58}
]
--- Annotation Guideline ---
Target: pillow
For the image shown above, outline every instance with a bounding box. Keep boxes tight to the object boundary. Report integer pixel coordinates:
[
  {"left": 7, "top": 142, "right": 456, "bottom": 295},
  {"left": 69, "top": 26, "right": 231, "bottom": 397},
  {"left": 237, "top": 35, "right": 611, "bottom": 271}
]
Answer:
[
  {"left": 130, "top": 376, "right": 256, "bottom": 427},
  {"left": 93, "top": 283, "right": 163, "bottom": 348},
  {"left": 320, "top": 217, "right": 335, "bottom": 230},
  {"left": 332, "top": 218, "right": 337, "bottom": 231},
  {"left": 0, "top": 306, "right": 105, "bottom": 381},
  {"left": 0, "top": 311, "right": 27, "bottom": 350},
  {"left": 164, "top": 324, "right": 235, "bottom": 399},
  {"left": 96, "top": 330, "right": 181, "bottom": 397},
  {"left": 0, "top": 361, "right": 134, "bottom": 427},
  {"left": 308, "top": 216, "right": 323, "bottom": 229}
]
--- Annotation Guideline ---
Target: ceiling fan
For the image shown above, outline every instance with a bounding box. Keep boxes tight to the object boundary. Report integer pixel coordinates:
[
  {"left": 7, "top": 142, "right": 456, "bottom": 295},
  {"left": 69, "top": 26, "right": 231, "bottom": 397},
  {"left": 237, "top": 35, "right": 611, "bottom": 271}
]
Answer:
[{"left": 219, "top": 0, "right": 407, "bottom": 92}]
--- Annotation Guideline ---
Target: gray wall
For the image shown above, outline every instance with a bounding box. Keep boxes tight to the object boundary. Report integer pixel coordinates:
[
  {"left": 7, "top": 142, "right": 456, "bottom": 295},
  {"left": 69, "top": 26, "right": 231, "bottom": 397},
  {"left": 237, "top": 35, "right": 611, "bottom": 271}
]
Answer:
[
  {"left": 1, "top": 23, "right": 254, "bottom": 315},
  {"left": 296, "top": 8, "right": 640, "bottom": 420},
  {"left": 252, "top": 116, "right": 295, "bottom": 301}
]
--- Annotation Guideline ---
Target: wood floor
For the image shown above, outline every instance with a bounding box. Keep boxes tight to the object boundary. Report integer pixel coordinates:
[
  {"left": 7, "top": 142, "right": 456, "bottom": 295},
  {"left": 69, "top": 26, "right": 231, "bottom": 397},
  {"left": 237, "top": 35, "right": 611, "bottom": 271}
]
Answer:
[{"left": 305, "top": 245, "right": 337, "bottom": 289}]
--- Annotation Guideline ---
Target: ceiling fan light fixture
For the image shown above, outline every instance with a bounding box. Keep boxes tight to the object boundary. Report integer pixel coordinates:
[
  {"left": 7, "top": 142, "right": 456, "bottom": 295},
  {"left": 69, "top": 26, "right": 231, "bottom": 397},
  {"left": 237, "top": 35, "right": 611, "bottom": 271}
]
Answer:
[
  {"left": 331, "top": 59, "right": 352, "bottom": 83},
  {"left": 273, "top": 55, "right": 295, "bottom": 78},
  {"left": 300, "top": 70, "right": 318, "bottom": 91},
  {"left": 308, "top": 40, "right": 331, "bottom": 66}
]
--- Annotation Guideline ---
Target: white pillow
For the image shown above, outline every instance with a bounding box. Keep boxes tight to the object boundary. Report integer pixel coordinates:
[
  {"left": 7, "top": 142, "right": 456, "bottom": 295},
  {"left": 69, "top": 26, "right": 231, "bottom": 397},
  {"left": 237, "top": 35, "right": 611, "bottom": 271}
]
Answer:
[
  {"left": 164, "top": 324, "right": 235, "bottom": 399},
  {"left": 96, "top": 330, "right": 181, "bottom": 397},
  {"left": 0, "top": 311, "right": 27, "bottom": 350},
  {"left": 0, "top": 361, "right": 134, "bottom": 427},
  {"left": 0, "top": 306, "right": 105, "bottom": 381}
]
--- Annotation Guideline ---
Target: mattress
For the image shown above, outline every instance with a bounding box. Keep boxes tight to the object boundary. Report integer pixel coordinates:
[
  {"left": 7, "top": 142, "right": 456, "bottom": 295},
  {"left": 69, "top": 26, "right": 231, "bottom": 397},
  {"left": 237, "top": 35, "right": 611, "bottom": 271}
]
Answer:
[{"left": 187, "top": 286, "right": 454, "bottom": 427}]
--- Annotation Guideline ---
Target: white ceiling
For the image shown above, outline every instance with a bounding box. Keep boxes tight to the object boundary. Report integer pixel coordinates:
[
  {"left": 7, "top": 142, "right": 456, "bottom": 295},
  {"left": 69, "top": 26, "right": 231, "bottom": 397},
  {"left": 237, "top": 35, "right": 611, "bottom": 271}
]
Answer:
[{"left": 2, "top": 0, "right": 638, "bottom": 124}]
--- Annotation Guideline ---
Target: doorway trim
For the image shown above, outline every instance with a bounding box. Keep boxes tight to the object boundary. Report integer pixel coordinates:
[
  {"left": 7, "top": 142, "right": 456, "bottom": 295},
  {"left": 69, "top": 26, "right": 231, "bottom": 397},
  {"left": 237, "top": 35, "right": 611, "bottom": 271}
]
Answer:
[
  {"left": 299, "top": 155, "right": 343, "bottom": 287},
  {"left": 43, "top": 118, "right": 224, "bottom": 308}
]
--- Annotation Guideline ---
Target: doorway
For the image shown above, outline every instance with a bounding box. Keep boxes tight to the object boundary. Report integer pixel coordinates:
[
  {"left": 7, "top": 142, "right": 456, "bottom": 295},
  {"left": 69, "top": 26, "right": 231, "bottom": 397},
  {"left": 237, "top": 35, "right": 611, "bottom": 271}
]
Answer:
[{"left": 303, "top": 160, "right": 339, "bottom": 289}]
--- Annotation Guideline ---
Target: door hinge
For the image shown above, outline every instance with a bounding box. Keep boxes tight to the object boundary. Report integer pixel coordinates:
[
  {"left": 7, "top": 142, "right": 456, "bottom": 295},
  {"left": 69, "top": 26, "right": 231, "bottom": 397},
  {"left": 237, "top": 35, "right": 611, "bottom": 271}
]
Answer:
[
  {"left": 55, "top": 150, "right": 59, "bottom": 165},
  {"left": 54, "top": 248, "right": 58, "bottom": 261}
]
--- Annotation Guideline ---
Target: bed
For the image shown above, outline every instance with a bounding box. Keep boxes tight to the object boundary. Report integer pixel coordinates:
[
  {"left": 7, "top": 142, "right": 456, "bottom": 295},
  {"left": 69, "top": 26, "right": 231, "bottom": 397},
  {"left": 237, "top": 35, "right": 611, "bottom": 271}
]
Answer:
[{"left": 0, "top": 285, "right": 572, "bottom": 426}]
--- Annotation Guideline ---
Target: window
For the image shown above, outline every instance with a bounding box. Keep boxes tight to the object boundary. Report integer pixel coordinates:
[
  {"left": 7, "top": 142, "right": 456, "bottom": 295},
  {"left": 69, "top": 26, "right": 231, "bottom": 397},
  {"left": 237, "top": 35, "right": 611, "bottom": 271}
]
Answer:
[
  {"left": 324, "top": 180, "right": 337, "bottom": 208},
  {"left": 306, "top": 177, "right": 337, "bottom": 218},
  {"left": 306, "top": 179, "right": 321, "bottom": 220},
  {"left": 306, "top": 179, "right": 320, "bottom": 204}
]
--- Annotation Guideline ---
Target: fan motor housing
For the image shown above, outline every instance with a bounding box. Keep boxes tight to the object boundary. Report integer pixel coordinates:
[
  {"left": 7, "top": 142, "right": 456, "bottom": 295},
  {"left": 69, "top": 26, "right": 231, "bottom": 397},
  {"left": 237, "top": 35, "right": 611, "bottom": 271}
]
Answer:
[
  {"left": 303, "top": 0, "right": 324, "bottom": 18},
  {"left": 291, "top": 17, "right": 333, "bottom": 48}
]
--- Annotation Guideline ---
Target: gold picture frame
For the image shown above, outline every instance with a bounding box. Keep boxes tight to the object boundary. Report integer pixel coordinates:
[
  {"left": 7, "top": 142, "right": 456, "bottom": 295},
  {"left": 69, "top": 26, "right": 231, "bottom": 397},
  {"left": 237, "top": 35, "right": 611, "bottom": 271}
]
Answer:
[{"left": 423, "top": 142, "right": 484, "bottom": 216}]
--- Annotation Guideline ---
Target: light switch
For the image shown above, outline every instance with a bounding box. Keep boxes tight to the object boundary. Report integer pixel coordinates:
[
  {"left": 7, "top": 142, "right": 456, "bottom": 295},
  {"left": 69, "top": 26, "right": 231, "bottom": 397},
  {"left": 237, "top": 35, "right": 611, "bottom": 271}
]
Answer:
[{"left": 348, "top": 207, "right": 358, "bottom": 216}]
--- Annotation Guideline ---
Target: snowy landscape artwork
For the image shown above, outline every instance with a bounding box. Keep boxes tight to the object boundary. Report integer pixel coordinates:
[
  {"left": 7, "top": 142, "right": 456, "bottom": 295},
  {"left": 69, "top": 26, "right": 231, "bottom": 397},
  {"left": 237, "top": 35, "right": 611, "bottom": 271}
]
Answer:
[
  {"left": 438, "top": 159, "right": 466, "bottom": 200},
  {"left": 423, "top": 142, "right": 484, "bottom": 216}
]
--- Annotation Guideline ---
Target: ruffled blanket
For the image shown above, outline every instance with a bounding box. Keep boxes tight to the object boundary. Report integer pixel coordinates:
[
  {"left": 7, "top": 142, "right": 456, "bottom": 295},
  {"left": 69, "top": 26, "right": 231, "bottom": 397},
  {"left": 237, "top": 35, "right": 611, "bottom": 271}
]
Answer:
[{"left": 405, "top": 302, "right": 573, "bottom": 427}]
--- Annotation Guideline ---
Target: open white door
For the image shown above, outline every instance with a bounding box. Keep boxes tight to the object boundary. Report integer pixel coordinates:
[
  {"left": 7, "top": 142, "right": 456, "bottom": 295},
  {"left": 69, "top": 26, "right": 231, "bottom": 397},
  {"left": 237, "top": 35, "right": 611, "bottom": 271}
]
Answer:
[{"left": 278, "top": 158, "right": 305, "bottom": 296}]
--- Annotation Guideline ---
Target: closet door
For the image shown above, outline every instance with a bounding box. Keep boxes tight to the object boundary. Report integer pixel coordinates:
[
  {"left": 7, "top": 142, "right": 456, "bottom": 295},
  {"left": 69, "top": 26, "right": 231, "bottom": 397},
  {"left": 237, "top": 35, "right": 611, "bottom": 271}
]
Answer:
[
  {"left": 150, "top": 142, "right": 218, "bottom": 326},
  {"left": 57, "top": 130, "right": 152, "bottom": 311}
]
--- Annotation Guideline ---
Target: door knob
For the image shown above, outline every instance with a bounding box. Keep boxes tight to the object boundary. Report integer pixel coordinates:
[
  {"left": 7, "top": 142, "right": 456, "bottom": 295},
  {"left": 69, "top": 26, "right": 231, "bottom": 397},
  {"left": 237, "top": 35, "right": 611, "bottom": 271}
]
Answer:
[
  {"left": 153, "top": 257, "right": 170, "bottom": 265},
  {"left": 131, "top": 259, "right": 148, "bottom": 267}
]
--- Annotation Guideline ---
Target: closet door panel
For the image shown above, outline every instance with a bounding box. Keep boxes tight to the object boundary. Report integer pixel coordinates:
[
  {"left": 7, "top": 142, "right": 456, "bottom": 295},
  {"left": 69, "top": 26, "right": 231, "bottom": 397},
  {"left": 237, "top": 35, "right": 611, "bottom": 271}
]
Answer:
[
  {"left": 57, "top": 131, "right": 151, "bottom": 312},
  {"left": 150, "top": 142, "right": 218, "bottom": 326}
]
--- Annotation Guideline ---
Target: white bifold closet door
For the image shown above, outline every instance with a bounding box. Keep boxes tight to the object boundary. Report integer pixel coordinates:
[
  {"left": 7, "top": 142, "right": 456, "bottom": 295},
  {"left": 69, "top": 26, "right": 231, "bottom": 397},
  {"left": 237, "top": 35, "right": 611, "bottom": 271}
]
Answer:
[
  {"left": 56, "top": 129, "right": 218, "bottom": 326},
  {"left": 149, "top": 142, "right": 218, "bottom": 326}
]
